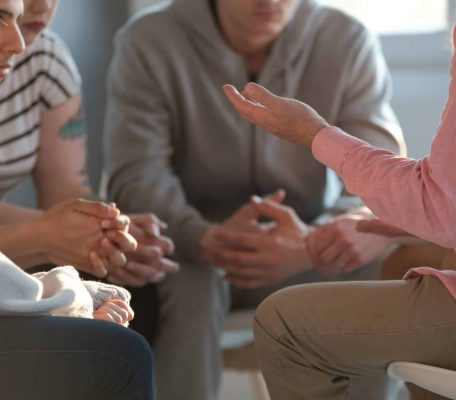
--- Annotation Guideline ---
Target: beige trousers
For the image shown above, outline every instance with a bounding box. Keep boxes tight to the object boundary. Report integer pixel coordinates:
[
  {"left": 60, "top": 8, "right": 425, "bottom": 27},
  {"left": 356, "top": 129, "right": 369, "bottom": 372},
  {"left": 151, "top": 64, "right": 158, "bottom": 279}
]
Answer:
[{"left": 254, "top": 275, "right": 456, "bottom": 399}]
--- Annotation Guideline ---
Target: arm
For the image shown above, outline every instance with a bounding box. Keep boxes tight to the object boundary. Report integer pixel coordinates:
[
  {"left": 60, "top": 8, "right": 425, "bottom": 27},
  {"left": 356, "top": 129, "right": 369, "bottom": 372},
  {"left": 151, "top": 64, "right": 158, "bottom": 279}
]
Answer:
[
  {"left": 103, "top": 29, "right": 210, "bottom": 263},
  {"left": 0, "top": 199, "right": 131, "bottom": 277},
  {"left": 0, "top": 203, "right": 40, "bottom": 225},
  {"left": 224, "top": 31, "right": 456, "bottom": 249},
  {"left": 0, "top": 95, "right": 88, "bottom": 223},
  {"left": 33, "top": 94, "right": 91, "bottom": 208},
  {"left": 34, "top": 54, "right": 176, "bottom": 284},
  {"left": 314, "top": 28, "right": 405, "bottom": 222}
]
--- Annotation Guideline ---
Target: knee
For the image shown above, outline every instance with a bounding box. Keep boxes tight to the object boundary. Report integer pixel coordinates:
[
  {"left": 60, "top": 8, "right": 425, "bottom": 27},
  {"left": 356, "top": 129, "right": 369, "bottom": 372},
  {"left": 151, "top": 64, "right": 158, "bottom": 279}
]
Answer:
[
  {"left": 253, "top": 288, "right": 292, "bottom": 342},
  {"left": 113, "top": 326, "right": 153, "bottom": 373},
  {"left": 104, "top": 326, "right": 154, "bottom": 396}
]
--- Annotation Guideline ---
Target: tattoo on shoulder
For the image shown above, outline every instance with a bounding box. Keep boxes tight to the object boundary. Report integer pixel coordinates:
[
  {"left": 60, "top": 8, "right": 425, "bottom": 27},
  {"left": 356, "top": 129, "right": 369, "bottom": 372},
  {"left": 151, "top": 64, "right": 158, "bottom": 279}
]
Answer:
[{"left": 59, "top": 105, "right": 87, "bottom": 139}]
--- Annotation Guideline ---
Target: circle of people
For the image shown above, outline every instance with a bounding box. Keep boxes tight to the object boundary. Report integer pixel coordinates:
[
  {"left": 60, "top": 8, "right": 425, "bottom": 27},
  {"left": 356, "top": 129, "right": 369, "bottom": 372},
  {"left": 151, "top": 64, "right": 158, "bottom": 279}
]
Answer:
[{"left": 0, "top": 0, "right": 455, "bottom": 399}]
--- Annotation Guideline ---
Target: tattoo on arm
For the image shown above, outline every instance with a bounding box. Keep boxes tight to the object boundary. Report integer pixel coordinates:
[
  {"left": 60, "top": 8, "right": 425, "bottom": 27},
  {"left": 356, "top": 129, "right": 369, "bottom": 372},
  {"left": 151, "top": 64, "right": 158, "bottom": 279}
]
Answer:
[{"left": 59, "top": 105, "right": 87, "bottom": 139}]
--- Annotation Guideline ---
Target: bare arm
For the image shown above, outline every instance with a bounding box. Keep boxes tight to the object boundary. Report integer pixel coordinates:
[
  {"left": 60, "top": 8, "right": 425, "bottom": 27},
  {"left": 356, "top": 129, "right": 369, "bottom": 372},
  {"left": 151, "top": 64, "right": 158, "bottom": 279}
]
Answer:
[{"left": 33, "top": 94, "right": 90, "bottom": 208}]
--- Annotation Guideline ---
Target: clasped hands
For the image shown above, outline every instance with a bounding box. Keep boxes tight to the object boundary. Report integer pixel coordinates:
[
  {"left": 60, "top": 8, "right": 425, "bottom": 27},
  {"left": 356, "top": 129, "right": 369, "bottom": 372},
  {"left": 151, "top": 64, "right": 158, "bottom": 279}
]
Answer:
[
  {"left": 36, "top": 199, "right": 178, "bottom": 286},
  {"left": 200, "top": 193, "right": 393, "bottom": 288}
]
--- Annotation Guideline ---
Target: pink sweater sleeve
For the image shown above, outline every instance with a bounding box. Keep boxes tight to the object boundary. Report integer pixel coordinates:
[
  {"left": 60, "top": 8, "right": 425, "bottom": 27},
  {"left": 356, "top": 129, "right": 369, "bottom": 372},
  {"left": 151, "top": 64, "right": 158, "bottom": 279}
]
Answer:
[{"left": 311, "top": 31, "right": 456, "bottom": 250}]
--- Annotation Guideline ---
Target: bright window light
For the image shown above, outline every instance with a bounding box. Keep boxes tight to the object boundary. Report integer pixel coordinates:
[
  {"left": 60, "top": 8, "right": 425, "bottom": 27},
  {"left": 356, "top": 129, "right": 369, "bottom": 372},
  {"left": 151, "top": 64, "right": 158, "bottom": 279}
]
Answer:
[{"left": 319, "top": 0, "right": 449, "bottom": 34}]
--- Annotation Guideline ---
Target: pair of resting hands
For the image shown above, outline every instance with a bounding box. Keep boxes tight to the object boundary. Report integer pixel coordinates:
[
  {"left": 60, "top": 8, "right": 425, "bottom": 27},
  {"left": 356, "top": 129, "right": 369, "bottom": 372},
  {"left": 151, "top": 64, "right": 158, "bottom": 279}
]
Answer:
[
  {"left": 33, "top": 199, "right": 178, "bottom": 287},
  {"left": 201, "top": 190, "right": 398, "bottom": 289}
]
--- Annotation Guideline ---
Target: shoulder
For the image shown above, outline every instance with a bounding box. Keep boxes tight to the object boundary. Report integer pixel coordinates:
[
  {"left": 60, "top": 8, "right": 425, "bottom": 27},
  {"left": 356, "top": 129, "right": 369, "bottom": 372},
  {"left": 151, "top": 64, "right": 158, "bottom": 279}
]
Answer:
[
  {"left": 315, "top": 6, "right": 376, "bottom": 52},
  {"left": 14, "top": 30, "right": 81, "bottom": 86},
  {"left": 116, "top": 4, "right": 185, "bottom": 51}
]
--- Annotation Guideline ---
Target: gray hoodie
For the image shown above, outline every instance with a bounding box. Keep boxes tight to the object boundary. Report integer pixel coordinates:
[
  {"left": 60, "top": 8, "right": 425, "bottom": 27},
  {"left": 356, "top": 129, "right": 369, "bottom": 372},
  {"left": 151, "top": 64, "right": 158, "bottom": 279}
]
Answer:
[{"left": 103, "top": 0, "right": 404, "bottom": 263}]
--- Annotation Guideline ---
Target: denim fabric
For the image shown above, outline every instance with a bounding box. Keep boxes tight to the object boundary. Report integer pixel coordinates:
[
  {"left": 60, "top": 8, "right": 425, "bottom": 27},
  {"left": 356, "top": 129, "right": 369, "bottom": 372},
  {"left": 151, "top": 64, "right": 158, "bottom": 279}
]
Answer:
[{"left": 0, "top": 316, "right": 154, "bottom": 399}]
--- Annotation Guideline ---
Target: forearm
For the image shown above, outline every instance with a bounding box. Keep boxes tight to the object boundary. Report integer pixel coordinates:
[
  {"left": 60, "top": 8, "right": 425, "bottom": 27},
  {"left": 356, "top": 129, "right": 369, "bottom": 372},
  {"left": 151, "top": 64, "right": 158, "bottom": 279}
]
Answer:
[
  {"left": 0, "top": 217, "right": 48, "bottom": 268},
  {"left": 312, "top": 127, "right": 456, "bottom": 249},
  {"left": 0, "top": 202, "right": 41, "bottom": 225}
]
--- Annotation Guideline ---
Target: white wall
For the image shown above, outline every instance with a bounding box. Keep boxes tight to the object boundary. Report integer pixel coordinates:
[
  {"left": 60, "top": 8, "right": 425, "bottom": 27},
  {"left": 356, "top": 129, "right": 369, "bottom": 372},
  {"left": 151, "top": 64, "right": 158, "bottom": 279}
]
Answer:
[{"left": 382, "top": 32, "right": 451, "bottom": 158}]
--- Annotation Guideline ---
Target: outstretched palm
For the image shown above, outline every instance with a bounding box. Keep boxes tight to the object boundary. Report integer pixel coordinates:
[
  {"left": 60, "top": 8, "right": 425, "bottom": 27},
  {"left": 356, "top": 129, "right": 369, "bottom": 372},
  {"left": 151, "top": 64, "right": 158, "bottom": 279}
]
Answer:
[{"left": 223, "top": 82, "right": 329, "bottom": 148}]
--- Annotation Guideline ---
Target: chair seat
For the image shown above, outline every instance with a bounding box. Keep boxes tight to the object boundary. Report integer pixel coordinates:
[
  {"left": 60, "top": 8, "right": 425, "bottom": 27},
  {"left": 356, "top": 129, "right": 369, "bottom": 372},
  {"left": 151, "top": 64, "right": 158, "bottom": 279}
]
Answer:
[{"left": 387, "top": 361, "right": 456, "bottom": 399}]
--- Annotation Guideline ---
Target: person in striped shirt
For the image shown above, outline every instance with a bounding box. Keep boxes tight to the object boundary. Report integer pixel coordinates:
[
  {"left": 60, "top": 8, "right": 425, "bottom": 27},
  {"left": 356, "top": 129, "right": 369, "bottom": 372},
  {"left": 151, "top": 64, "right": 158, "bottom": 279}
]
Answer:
[{"left": 0, "top": 0, "right": 179, "bottom": 286}]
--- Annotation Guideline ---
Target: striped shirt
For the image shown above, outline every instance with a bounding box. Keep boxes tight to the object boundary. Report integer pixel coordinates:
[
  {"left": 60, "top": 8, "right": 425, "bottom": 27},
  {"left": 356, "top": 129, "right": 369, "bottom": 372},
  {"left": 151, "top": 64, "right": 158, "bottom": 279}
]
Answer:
[{"left": 0, "top": 30, "right": 81, "bottom": 199}]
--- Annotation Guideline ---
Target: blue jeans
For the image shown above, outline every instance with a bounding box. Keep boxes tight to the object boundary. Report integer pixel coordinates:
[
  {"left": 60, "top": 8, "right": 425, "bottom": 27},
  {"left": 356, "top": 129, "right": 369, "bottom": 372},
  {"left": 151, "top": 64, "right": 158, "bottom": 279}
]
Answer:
[{"left": 0, "top": 316, "right": 154, "bottom": 399}]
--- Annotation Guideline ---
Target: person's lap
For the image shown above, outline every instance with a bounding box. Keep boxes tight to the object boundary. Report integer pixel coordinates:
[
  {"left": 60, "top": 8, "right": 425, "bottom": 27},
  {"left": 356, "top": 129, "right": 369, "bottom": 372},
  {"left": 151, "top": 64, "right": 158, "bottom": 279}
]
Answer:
[
  {"left": 254, "top": 276, "right": 456, "bottom": 399},
  {"left": 0, "top": 315, "right": 154, "bottom": 400}
]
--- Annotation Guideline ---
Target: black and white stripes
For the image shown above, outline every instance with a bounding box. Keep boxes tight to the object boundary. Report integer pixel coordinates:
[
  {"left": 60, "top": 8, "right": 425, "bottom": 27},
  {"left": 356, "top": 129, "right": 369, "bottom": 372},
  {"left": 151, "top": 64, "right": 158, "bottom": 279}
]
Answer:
[{"left": 0, "top": 30, "right": 80, "bottom": 198}]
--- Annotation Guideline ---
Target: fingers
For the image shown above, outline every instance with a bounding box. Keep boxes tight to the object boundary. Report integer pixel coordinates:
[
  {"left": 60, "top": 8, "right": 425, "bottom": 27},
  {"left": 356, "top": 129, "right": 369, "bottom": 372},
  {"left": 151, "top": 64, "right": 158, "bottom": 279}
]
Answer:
[
  {"left": 100, "top": 237, "right": 128, "bottom": 267},
  {"left": 305, "top": 228, "right": 335, "bottom": 265},
  {"left": 152, "top": 235, "right": 175, "bottom": 256},
  {"left": 250, "top": 196, "right": 296, "bottom": 224},
  {"left": 88, "top": 251, "right": 108, "bottom": 278},
  {"left": 125, "top": 258, "right": 179, "bottom": 281},
  {"left": 101, "top": 214, "right": 131, "bottom": 231},
  {"left": 223, "top": 84, "right": 270, "bottom": 122},
  {"left": 105, "top": 230, "right": 137, "bottom": 253},
  {"left": 107, "top": 264, "right": 165, "bottom": 287},
  {"left": 128, "top": 244, "right": 180, "bottom": 274},
  {"left": 93, "top": 299, "right": 134, "bottom": 325},
  {"left": 72, "top": 199, "right": 119, "bottom": 219},
  {"left": 242, "top": 82, "right": 278, "bottom": 108},
  {"left": 129, "top": 213, "right": 167, "bottom": 237},
  {"left": 317, "top": 241, "right": 348, "bottom": 264},
  {"left": 106, "top": 244, "right": 180, "bottom": 287}
]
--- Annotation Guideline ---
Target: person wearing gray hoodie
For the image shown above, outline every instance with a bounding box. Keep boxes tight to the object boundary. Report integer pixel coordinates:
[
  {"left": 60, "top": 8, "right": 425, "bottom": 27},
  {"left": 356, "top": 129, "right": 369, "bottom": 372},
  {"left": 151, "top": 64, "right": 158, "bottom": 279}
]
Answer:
[{"left": 103, "top": 0, "right": 405, "bottom": 399}]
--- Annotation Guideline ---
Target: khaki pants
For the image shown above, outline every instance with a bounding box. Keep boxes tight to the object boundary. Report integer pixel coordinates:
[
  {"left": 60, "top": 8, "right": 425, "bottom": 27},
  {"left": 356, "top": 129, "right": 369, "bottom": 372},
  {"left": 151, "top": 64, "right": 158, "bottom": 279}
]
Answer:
[
  {"left": 254, "top": 275, "right": 456, "bottom": 400},
  {"left": 153, "top": 258, "right": 387, "bottom": 400}
]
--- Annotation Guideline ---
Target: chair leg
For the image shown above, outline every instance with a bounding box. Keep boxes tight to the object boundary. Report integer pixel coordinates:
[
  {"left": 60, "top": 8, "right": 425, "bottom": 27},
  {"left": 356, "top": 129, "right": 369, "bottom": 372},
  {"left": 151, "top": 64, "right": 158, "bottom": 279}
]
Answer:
[{"left": 249, "top": 371, "right": 270, "bottom": 400}]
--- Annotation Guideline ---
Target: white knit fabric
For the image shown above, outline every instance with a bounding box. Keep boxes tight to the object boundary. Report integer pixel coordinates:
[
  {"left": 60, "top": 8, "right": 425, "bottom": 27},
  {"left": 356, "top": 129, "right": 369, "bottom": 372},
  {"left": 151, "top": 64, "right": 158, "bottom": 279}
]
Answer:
[{"left": 0, "top": 252, "right": 130, "bottom": 318}]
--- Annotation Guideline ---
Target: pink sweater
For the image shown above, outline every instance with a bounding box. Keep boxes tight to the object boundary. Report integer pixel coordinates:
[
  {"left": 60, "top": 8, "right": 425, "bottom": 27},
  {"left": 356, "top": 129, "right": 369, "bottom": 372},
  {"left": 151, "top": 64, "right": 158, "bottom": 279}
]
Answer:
[{"left": 312, "top": 28, "right": 456, "bottom": 296}]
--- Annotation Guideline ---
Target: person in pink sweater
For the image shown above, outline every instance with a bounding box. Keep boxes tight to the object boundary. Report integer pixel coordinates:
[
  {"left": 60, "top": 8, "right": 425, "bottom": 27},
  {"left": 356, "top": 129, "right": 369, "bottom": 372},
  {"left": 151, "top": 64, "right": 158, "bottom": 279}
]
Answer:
[{"left": 223, "top": 25, "right": 456, "bottom": 400}]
